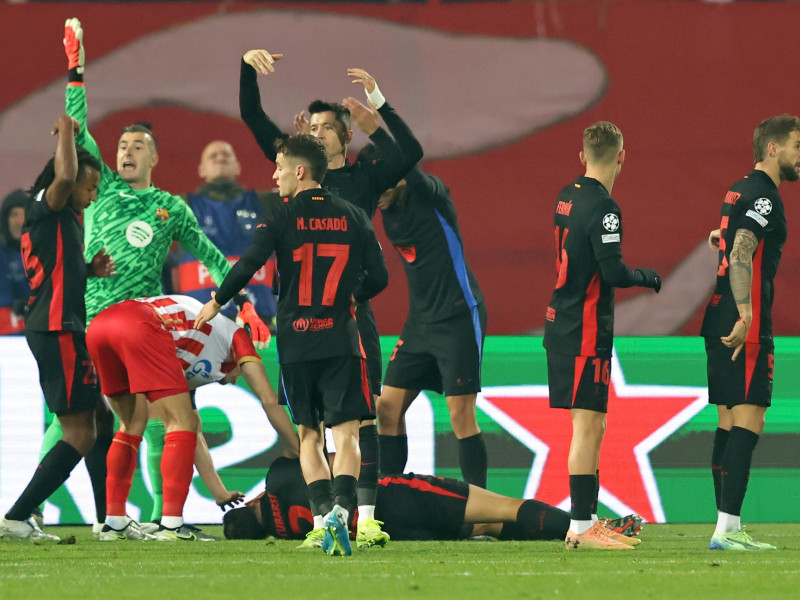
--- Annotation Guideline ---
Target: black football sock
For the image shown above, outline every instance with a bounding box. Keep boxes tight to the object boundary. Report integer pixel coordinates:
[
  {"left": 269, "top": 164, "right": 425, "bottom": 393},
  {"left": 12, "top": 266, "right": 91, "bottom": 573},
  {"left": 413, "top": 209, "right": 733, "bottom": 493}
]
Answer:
[
  {"left": 711, "top": 427, "right": 730, "bottom": 511},
  {"left": 307, "top": 479, "right": 333, "bottom": 518},
  {"left": 378, "top": 434, "right": 408, "bottom": 475},
  {"left": 593, "top": 468, "right": 600, "bottom": 516},
  {"left": 569, "top": 474, "right": 596, "bottom": 521},
  {"left": 332, "top": 475, "right": 358, "bottom": 519},
  {"left": 458, "top": 432, "right": 487, "bottom": 488},
  {"left": 84, "top": 432, "right": 113, "bottom": 522},
  {"left": 357, "top": 424, "right": 379, "bottom": 507},
  {"left": 6, "top": 441, "right": 83, "bottom": 521},
  {"left": 498, "top": 500, "right": 571, "bottom": 541},
  {"left": 719, "top": 426, "right": 759, "bottom": 517}
]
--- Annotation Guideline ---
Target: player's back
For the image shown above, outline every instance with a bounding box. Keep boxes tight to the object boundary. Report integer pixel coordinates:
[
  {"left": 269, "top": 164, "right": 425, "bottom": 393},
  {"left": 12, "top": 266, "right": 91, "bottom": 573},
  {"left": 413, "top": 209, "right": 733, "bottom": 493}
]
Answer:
[
  {"left": 544, "top": 176, "right": 621, "bottom": 357},
  {"left": 270, "top": 188, "right": 385, "bottom": 363}
]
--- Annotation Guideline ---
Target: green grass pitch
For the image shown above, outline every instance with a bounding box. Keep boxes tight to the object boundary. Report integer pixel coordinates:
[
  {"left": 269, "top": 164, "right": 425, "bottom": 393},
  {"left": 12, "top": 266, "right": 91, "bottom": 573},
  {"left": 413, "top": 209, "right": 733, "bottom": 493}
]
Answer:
[{"left": 2, "top": 524, "right": 799, "bottom": 599}]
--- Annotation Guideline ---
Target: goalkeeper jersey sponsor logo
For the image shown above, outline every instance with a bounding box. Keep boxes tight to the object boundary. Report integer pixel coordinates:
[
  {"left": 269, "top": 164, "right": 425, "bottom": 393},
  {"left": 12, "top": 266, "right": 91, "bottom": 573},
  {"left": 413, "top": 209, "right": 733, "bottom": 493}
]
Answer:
[{"left": 125, "top": 221, "right": 154, "bottom": 247}]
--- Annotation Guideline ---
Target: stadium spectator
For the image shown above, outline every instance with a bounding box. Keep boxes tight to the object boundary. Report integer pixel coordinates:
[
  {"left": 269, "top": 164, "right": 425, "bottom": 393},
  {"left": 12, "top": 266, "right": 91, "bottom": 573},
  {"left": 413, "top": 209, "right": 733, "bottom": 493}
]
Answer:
[
  {"left": 702, "top": 115, "right": 800, "bottom": 551},
  {"left": 0, "top": 115, "right": 113, "bottom": 542},
  {"left": 0, "top": 189, "right": 29, "bottom": 334},
  {"left": 176, "top": 140, "right": 280, "bottom": 329},
  {"left": 543, "top": 121, "right": 660, "bottom": 550},
  {"left": 195, "top": 134, "right": 388, "bottom": 556}
]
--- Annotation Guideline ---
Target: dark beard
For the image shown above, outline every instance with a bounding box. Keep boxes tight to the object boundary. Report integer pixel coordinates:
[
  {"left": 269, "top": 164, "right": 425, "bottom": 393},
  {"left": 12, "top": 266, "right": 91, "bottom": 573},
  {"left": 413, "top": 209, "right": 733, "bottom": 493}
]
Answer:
[{"left": 779, "top": 162, "right": 799, "bottom": 182}]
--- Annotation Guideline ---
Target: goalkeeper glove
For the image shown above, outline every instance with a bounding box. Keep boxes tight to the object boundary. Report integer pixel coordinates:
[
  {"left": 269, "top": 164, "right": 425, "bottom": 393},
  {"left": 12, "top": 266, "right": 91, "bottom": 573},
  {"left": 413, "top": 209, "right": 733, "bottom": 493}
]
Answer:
[
  {"left": 236, "top": 302, "right": 271, "bottom": 350},
  {"left": 64, "top": 18, "right": 85, "bottom": 74}
]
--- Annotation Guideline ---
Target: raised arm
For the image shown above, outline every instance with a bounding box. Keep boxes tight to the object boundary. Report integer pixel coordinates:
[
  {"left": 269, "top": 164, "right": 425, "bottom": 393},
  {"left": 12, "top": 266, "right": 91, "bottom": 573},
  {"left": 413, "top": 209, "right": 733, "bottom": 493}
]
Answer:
[
  {"left": 721, "top": 228, "right": 759, "bottom": 359},
  {"left": 239, "top": 51, "right": 287, "bottom": 163},
  {"left": 44, "top": 115, "right": 80, "bottom": 212}
]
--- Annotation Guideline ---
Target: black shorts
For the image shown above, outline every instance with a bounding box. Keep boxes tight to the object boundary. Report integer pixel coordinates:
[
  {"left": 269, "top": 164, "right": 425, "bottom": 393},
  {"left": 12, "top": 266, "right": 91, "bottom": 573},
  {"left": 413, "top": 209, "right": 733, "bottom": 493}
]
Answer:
[
  {"left": 547, "top": 351, "right": 610, "bottom": 413},
  {"left": 383, "top": 304, "right": 486, "bottom": 396},
  {"left": 25, "top": 329, "right": 100, "bottom": 415},
  {"left": 375, "top": 474, "right": 469, "bottom": 540},
  {"left": 281, "top": 355, "right": 374, "bottom": 428},
  {"left": 356, "top": 300, "right": 382, "bottom": 397},
  {"left": 705, "top": 338, "right": 773, "bottom": 408}
]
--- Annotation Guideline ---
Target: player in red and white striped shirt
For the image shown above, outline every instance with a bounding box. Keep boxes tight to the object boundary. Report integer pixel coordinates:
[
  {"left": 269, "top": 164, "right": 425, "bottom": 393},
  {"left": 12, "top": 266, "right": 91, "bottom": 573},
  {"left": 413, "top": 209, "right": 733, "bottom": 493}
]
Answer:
[{"left": 87, "top": 295, "right": 297, "bottom": 541}]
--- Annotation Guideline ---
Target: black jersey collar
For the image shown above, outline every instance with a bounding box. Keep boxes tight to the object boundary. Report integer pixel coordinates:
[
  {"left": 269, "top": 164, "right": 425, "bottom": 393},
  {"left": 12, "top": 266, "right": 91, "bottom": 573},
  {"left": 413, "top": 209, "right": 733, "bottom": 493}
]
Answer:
[
  {"left": 749, "top": 169, "right": 779, "bottom": 192},
  {"left": 575, "top": 175, "right": 610, "bottom": 195}
]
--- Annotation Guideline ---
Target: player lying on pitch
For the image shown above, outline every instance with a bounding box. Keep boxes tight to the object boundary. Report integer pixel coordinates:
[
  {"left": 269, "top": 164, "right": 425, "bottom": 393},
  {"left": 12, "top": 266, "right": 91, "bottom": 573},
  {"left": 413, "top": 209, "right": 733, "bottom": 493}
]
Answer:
[{"left": 223, "top": 457, "right": 642, "bottom": 546}]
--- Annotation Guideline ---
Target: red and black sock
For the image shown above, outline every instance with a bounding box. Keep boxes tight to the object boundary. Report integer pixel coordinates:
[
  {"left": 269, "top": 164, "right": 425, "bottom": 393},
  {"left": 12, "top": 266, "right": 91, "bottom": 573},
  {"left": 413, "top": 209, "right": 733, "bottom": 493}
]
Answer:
[
  {"left": 357, "top": 424, "right": 379, "bottom": 506},
  {"left": 711, "top": 427, "right": 730, "bottom": 511},
  {"left": 719, "top": 426, "right": 759, "bottom": 517},
  {"left": 106, "top": 432, "right": 142, "bottom": 517},
  {"left": 569, "top": 474, "right": 596, "bottom": 521},
  {"left": 378, "top": 434, "right": 408, "bottom": 475},
  {"left": 499, "top": 500, "right": 570, "bottom": 541},
  {"left": 458, "top": 433, "right": 487, "bottom": 488},
  {"left": 161, "top": 431, "right": 197, "bottom": 518},
  {"left": 6, "top": 441, "right": 82, "bottom": 521},
  {"left": 307, "top": 479, "right": 333, "bottom": 517}
]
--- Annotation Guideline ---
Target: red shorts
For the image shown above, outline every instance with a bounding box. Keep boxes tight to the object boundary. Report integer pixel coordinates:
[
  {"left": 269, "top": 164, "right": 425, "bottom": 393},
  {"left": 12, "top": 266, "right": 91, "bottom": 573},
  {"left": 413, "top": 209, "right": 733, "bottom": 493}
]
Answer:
[{"left": 86, "top": 300, "right": 188, "bottom": 402}]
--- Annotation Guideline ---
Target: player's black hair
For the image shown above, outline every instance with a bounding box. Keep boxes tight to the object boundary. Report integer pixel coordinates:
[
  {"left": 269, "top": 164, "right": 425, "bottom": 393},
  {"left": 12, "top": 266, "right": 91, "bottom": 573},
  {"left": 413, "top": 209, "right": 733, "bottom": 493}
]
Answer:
[
  {"left": 307, "top": 100, "right": 351, "bottom": 145},
  {"left": 274, "top": 134, "right": 328, "bottom": 184},
  {"left": 120, "top": 122, "right": 158, "bottom": 152},
  {"left": 223, "top": 507, "right": 269, "bottom": 540},
  {"left": 753, "top": 114, "right": 800, "bottom": 163},
  {"left": 356, "top": 142, "right": 381, "bottom": 165},
  {"left": 27, "top": 146, "right": 101, "bottom": 197}
]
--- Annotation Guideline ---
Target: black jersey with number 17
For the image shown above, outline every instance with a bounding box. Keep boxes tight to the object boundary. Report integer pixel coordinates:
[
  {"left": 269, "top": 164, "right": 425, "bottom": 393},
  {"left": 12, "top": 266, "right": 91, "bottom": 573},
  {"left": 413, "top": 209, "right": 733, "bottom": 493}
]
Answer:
[
  {"left": 215, "top": 189, "right": 388, "bottom": 364},
  {"left": 543, "top": 176, "right": 623, "bottom": 358},
  {"left": 700, "top": 170, "right": 786, "bottom": 343}
]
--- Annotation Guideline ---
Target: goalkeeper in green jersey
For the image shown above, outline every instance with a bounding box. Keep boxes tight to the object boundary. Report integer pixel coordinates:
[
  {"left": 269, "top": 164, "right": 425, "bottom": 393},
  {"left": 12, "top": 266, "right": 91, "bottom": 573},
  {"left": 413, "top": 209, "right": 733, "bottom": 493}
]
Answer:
[{"left": 37, "top": 18, "right": 272, "bottom": 534}]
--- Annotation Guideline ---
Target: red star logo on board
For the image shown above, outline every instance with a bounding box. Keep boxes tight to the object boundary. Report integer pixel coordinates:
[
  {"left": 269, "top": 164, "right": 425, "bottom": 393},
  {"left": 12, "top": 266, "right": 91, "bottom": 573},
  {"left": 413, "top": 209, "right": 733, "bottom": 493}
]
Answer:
[{"left": 478, "top": 351, "right": 708, "bottom": 523}]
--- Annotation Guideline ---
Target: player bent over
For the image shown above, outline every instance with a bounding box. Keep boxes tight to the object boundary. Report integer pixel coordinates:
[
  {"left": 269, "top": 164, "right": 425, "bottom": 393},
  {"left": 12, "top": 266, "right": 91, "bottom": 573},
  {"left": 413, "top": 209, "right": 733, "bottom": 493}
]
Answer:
[
  {"left": 88, "top": 294, "right": 300, "bottom": 541},
  {"left": 0, "top": 116, "right": 112, "bottom": 541},
  {"left": 543, "top": 122, "right": 661, "bottom": 550},
  {"left": 195, "top": 135, "right": 388, "bottom": 556},
  {"left": 702, "top": 115, "right": 800, "bottom": 551}
]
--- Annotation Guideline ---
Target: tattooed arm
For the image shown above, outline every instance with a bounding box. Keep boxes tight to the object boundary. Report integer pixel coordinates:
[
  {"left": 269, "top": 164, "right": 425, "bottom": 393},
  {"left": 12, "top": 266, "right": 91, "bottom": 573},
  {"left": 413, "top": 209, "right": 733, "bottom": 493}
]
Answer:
[{"left": 721, "top": 228, "right": 759, "bottom": 360}]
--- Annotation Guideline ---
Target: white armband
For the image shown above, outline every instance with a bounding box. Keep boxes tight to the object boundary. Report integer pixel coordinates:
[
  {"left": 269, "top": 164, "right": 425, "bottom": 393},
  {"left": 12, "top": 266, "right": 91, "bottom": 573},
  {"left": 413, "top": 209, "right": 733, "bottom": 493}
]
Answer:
[{"left": 366, "top": 83, "right": 386, "bottom": 110}]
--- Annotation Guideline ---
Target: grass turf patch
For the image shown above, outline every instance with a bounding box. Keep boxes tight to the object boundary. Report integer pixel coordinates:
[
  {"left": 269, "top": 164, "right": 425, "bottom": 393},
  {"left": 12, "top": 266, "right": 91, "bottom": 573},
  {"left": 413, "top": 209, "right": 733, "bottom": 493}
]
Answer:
[{"left": 1, "top": 524, "right": 798, "bottom": 599}]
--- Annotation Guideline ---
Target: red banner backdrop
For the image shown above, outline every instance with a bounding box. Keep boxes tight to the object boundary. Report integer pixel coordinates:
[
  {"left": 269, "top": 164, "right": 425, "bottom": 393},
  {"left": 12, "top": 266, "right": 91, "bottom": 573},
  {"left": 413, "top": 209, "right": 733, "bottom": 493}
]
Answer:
[{"left": 3, "top": 2, "right": 799, "bottom": 335}]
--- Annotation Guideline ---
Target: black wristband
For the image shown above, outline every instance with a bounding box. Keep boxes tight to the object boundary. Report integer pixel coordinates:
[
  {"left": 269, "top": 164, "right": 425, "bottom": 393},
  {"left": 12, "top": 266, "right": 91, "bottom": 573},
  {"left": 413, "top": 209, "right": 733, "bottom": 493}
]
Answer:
[
  {"left": 232, "top": 291, "right": 250, "bottom": 310},
  {"left": 68, "top": 67, "right": 83, "bottom": 84}
]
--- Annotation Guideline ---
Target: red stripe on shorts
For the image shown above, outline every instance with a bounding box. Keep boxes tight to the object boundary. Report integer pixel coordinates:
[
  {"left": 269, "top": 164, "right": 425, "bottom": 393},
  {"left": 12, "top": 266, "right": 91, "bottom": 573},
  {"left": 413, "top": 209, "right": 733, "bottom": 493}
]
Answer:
[
  {"left": 378, "top": 476, "right": 467, "bottom": 499},
  {"left": 58, "top": 332, "right": 76, "bottom": 409}
]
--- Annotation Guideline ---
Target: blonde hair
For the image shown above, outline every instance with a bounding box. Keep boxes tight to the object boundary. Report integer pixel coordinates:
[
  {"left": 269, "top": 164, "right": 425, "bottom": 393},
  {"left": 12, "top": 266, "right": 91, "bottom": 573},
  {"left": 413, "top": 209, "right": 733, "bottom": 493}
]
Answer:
[{"left": 583, "top": 121, "right": 623, "bottom": 164}]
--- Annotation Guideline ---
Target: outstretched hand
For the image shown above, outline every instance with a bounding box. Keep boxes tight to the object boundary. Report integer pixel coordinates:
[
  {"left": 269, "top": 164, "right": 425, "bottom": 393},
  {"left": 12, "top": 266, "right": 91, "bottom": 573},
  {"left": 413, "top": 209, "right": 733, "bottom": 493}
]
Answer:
[
  {"left": 89, "top": 249, "right": 116, "bottom": 278},
  {"left": 342, "top": 97, "right": 379, "bottom": 135},
  {"left": 347, "top": 68, "right": 377, "bottom": 94},
  {"left": 195, "top": 292, "right": 222, "bottom": 330},
  {"left": 52, "top": 115, "right": 81, "bottom": 137},
  {"left": 64, "top": 18, "right": 85, "bottom": 73},
  {"left": 721, "top": 313, "right": 751, "bottom": 361},
  {"left": 216, "top": 491, "right": 245, "bottom": 511},
  {"left": 243, "top": 49, "right": 284, "bottom": 75}
]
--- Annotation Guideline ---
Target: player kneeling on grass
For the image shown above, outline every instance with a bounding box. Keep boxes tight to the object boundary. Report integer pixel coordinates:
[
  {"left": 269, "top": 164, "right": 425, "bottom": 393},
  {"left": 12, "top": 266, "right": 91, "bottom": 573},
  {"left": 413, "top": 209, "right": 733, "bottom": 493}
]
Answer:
[
  {"left": 222, "top": 457, "right": 642, "bottom": 545},
  {"left": 195, "top": 135, "right": 389, "bottom": 557}
]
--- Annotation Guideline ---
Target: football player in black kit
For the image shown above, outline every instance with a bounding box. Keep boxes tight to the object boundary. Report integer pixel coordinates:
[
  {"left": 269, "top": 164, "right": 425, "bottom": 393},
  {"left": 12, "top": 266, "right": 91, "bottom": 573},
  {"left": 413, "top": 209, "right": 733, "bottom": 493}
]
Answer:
[
  {"left": 239, "top": 50, "right": 421, "bottom": 547},
  {"left": 360, "top": 146, "right": 488, "bottom": 489},
  {"left": 222, "top": 456, "right": 572, "bottom": 544},
  {"left": 195, "top": 135, "right": 388, "bottom": 557},
  {"left": 702, "top": 115, "right": 800, "bottom": 551},
  {"left": 543, "top": 122, "right": 660, "bottom": 550},
  {"left": 0, "top": 115, "right": 115, "bottom": 541}
]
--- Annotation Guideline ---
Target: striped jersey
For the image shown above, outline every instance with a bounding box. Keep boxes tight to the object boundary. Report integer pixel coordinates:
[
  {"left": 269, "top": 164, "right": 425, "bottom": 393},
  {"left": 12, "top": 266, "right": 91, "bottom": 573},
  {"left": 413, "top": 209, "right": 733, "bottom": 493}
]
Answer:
[
  {"left": 136, "top": 295, "right": 260, "bottom": 390},
  {"left": 701, "top": 170, "right": 787, "bottom": 342},
  {"left": 20, "top": 189, "right": 87, "bottom": 332},
  {"left": 543, "top": 176, "right": 623, "bottom": 358},
  {"left": 66, "top": 83, "right": 232, "bottom": 322}
]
